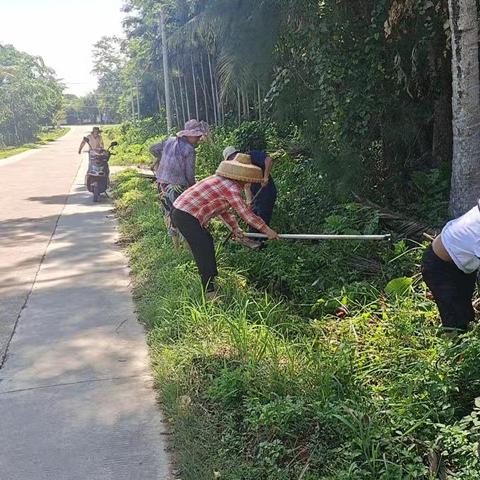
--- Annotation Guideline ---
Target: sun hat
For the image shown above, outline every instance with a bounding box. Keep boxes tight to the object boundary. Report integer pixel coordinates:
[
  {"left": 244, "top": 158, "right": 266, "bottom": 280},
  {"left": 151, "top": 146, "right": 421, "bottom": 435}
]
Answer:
[
  {"left": 222, "top": 146, "right": 240, "bottom": 161},
  {"left": 177, "top": 119, "right": 207, "bottom": 138},
  {"left": 216, "top": 153, "right": 263, "bottom": 183}
]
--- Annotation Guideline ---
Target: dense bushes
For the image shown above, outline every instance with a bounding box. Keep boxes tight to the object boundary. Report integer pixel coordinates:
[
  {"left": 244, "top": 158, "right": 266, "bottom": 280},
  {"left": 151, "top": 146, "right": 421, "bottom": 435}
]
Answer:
[{"left": 113, "top": 164, "right": 480, "bottom": 479}]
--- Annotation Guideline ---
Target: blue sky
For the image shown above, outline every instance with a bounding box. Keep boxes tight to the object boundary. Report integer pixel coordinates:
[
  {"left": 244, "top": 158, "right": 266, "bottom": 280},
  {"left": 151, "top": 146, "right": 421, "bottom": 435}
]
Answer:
[{"left": 0, "top": 0, "right": 125, "bottom": 96}]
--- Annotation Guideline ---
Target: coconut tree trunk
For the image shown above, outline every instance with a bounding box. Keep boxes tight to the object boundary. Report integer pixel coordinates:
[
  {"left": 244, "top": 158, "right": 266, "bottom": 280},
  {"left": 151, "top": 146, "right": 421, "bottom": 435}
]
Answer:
[
  {"left": 257, "top": 82, "right": 262, "bottom": 122},
  {"left": 156, "top": 81, "right": 163, "bottom": 115},
  {"left": 208, "top": 53, "right": 218, "bottom": 125},
  {"left": 237, "top": 87, "right": 241, "bottom": 125},
  {"left": 212, "top": 57, "right": 222, "bottom": 124},
  {"left": 448, "top": 0, "right": 480, "bottom": 217},
  {"left": 160, "top": 7, "right": 172, "bottom": 131},
  {"left": 172, "top": 79, "right": 180, "bottom": 128},
  {"left": 183, "top": 73, "right": 191, "bottom": 120},
  {"left": 200, "top": 56, "right": 210, "bottom": 124},
  {"left": 191, "top": 56, "right": 200, "bottom": 120},
  {"left": 177, "top": 74, "right": 186, "bottom": 126}
]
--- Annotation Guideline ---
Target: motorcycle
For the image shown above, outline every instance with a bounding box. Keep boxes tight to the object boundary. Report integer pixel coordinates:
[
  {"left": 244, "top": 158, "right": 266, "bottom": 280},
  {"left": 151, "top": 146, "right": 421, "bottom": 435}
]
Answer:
[{"left": 84, "top": 140, "right": 118, "bottom": 202}]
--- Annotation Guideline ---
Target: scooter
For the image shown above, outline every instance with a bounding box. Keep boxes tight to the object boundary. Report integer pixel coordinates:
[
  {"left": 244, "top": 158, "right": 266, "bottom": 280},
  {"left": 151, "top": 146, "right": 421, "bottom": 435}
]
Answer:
[{"left": 84, "top": 140, "right": 118, "bottom": 202}]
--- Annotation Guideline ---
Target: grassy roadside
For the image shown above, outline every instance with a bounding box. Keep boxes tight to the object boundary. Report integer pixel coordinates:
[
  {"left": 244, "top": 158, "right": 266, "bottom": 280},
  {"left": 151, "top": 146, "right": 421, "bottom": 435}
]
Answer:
[
  {"left": 0, "top": 127, "right": 70, "bottom": 160},
  {"left": 113, "top": 169, "right": 480, "bottom": 479}
]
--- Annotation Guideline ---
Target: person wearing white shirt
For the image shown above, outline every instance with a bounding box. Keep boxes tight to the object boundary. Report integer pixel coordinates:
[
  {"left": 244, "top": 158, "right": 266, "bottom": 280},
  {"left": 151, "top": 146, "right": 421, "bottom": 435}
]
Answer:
[
  {"left": 422, "top": 202, "right": 480, "bottom": 331},
  {"left": 78, "top": 127, "right": 104, "bottom": 153}
]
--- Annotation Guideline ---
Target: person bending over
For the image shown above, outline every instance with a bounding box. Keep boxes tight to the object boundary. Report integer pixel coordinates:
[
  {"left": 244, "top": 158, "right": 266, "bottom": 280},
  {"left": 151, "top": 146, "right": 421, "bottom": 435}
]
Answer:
[
  {"left": 171, "top": 153, "right": 278, "bottom": 299},
  {"left": 150, "top": 119, "right": 207, "bottom": 243},
  {"left": 422, "top": 202, "right": 480, "bottom": 332}
]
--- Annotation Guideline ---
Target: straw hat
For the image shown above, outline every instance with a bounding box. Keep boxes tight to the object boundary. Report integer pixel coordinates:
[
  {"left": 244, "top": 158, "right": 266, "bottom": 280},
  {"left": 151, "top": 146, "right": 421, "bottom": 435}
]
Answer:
[
  {"left": 222, "top": 146, "right": 240, "bottom": 161},
  {"left": 216, "top": 153, "right": 263, "bottom": 183},
  {"left": 177, "top": 119, "right": 207, "bottom": 138}
]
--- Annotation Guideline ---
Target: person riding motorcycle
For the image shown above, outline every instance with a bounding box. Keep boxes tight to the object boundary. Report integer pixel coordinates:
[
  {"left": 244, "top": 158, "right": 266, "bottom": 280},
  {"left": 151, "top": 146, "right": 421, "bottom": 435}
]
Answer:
[{"left": 78, "top": 127, "right": 104, "bottom": 154}]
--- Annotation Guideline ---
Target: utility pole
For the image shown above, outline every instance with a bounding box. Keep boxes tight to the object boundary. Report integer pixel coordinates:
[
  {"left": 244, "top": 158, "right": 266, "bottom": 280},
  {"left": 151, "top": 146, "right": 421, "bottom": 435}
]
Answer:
[{"left": 160, "top": 7, "right": 173, "bottom": 132}]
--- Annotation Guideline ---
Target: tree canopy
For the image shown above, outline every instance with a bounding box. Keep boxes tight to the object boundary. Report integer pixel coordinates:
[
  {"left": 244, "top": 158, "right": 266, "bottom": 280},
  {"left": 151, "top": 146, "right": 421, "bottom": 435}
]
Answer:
[{"left": 0, "top": 44, "right": 64, "bottom": 146}]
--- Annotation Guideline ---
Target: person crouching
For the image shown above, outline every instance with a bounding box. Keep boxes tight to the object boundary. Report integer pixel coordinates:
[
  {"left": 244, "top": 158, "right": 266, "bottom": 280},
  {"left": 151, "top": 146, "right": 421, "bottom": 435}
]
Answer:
[
  {"left": 171, "top": 153, "right": 278, "bottom": 298},
  {"left": 422, "top": 202, "right": 480, "bottom": 332}
]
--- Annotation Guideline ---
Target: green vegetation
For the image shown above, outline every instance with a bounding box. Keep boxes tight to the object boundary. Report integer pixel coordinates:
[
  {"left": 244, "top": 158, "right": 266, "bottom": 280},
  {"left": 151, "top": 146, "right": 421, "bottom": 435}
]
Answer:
[
  {"left": 111, "top": 119, "right": 480, "bottom": 477},
  {"left": 82, "top": 0, "right": 460, "bottom": 213},
  {"left": 0, "top": 44, "right": 64, "bottom": 147},
  {"left": 105, "top": 117, "right": 167, "bottom": 166},
  {"left": 0, "top": 127, "right": 69, "bottom": 160},
  {"left": 92, "top": 0, "right": 480, "bottom": 476}
]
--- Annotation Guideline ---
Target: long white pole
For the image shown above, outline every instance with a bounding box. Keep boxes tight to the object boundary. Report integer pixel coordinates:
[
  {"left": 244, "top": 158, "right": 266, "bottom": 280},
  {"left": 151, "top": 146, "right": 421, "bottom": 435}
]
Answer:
[{"left": 244, "top": 233, "right": 391, "bottom": 241}]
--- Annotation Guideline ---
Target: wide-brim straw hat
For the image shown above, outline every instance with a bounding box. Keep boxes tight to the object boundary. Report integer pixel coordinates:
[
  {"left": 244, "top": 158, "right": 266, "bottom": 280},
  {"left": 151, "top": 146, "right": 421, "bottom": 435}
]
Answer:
[
  {"left": 222, "top": 146, "right": 240, "bottom": 161},
  {"left": 216, "top": 153, "right": 263, "bottom": 183},
  {"left": 177, "top": 119, "right": 207, "bottom": 138}
]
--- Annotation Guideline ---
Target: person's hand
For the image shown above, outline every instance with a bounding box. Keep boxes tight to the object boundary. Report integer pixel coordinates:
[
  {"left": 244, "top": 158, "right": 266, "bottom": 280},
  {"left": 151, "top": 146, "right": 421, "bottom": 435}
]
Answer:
[
  {"left": 261, "top": 177, "right": 269, "bottom": 187},
  {"left": 234, "top": 229, "right": 245, "bottom": 240},
  {"left": 265, "top": 227, "right": 278, "bottom": 240},
  {"left": 78, "top": 150, "right": 82, "bottom": 155}
]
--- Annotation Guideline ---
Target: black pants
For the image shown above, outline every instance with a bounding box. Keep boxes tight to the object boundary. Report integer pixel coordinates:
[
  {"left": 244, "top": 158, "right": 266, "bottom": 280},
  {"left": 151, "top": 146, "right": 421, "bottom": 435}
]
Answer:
[
  {"left": 171, "top": 208, "right": 218, "bottom": 292},
  {"left": 422, "top": 245, "right": 477, "bottom": 330}
]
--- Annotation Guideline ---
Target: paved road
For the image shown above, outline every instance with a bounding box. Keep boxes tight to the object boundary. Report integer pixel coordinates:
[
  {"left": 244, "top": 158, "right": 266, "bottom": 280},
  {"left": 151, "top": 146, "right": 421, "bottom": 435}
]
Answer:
[{"left": 0, "top": 127, "right": 170, "bottom": 479}]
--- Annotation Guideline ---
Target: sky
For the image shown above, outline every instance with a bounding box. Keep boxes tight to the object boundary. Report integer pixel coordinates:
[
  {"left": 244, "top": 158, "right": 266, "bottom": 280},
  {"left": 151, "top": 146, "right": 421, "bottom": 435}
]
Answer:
[{"left": 0, "top": 0, "right": 125, "bottom": 96}]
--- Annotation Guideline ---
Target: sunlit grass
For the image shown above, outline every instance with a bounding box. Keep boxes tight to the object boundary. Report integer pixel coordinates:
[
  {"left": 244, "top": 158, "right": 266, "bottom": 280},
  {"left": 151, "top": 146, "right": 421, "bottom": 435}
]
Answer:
[
  {"left": 0, "top": 127, "right": 70, "bottom": 160},
  {"left": 113, "top": 169, "right": 480, "bottom": 479}
]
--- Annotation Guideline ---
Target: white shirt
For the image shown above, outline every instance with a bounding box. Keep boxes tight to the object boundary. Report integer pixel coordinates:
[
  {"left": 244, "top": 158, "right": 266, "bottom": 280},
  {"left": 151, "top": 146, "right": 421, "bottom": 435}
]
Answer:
[{"left": 442, "top": 204, "right": 480, "bottom": 273}]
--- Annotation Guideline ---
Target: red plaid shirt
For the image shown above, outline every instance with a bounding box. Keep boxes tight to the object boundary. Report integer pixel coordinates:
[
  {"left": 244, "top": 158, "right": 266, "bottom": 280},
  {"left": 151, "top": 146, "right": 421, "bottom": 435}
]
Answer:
[{"left": 173, "top": 175, "right": 268, "bottom": 235}]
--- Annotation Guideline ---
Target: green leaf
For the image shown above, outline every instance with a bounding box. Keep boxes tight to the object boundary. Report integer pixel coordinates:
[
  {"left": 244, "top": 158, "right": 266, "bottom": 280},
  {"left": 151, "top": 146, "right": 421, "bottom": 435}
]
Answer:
[{"left": 385, "top": 277, "right": 413, "bottom": 296}]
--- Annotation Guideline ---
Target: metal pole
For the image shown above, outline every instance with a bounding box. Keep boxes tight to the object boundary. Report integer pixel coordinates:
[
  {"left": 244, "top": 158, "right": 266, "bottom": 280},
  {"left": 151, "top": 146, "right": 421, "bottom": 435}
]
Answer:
[
  {"left": 244, "top": 233, "right": 391, "bottom": 241},
  {"left": 160, "top": 7, "right": 172, "bottom": 131}
]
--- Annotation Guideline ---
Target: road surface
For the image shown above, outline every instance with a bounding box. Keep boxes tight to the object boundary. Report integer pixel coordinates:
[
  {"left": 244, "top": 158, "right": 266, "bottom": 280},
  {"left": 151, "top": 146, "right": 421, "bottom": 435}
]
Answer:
[{"left": 0, "top": 127, "right": 170, "bottom": 479}]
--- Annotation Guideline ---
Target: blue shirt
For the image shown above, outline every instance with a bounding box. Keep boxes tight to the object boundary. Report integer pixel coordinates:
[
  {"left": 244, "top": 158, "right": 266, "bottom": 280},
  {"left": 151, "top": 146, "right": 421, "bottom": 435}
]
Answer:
[{"left": 150, "top": 137, "right": 196, "bottom": 187}]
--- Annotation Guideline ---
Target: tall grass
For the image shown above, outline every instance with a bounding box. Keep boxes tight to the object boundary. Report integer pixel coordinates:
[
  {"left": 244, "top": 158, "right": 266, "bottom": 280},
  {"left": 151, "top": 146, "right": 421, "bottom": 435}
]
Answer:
[{"left": 113, "top": 169, "right": 480, "bottom": 479}]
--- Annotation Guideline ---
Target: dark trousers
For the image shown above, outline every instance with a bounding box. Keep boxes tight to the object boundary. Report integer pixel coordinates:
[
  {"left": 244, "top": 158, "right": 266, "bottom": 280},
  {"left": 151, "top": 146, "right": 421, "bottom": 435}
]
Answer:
[
  {"left": 422, "top": 246, "right": 477, "bottom": 330},
  {"left": 250, "top": 178, "right": 277, "bottom": 233},
  {"left": 171, "top": 208, "right": 218, "bottom": 292}
]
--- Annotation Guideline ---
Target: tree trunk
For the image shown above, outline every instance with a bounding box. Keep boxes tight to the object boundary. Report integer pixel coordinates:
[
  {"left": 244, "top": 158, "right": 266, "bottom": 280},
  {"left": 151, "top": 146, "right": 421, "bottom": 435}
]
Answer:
[
  {"left": 160, "top": 7, "right": 172, "bottom": 131},
  {"left": 177, "top": 74, "right": 186, "bottom": 126},
  {"left": 183, "top": 73, "right": 191, "bottom": 120},
  {"left": 208, "top": 53, "right": 218, "bottom": 125},
  {"left": 191, "top": 56, "right": 200, "bottom": 120},
  {"left": 172, "top": 79, "right": 180, "bottom": 128},
  {"left": 237, "top": 87, "right": 241, "bottom": 125},
  {"left": 200, "top": 57, "right": 210, "bottom": 124},
  {"left": 448, "top": 0, "right": 480, "bottom": 217},
  {"left": 212, "top": 57, "right": 222, "bottom": 124},
  {"left": 257, "top": 82, "right": 262, "bottom": 122},
  {"left": 156, "top": 81, "right": 163, "bottom": 115}
]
